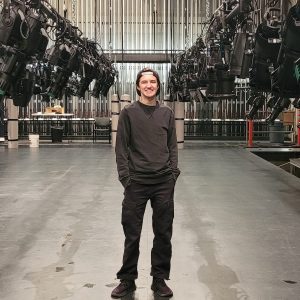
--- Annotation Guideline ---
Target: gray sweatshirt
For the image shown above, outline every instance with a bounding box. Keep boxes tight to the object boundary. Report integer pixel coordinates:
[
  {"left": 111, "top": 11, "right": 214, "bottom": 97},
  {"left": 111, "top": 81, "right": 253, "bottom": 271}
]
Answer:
[{"left": 115, "top": 100, "right": 180, "bottom": 187}]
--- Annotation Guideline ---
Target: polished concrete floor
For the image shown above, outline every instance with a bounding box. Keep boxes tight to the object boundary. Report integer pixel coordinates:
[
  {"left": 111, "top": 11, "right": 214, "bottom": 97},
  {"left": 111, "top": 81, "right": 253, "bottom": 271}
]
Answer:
[{"left": 0, "top": 142, "right": 300, "bottom": 300}]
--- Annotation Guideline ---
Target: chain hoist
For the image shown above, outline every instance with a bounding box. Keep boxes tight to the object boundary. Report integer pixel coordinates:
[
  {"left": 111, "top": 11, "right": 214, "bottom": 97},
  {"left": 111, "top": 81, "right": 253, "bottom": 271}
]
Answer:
[
  {"left": 71, "top": 0, "right": 76, "bottom": 25},
  {"left": 206, "top": 0, "right": 210, "bottom": 21},
  {"left": 184, "top": 0, "right": 190, "bottom": 50},
  {"left": 108, "top": 0, "right": 113, "bottom": 60}
]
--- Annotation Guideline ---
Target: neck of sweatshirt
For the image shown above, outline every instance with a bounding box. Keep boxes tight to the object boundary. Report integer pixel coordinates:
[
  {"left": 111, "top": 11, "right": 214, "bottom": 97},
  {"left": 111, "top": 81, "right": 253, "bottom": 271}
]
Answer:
[{"left": 139, "top": 97, "right": 157, "bottom": 106}]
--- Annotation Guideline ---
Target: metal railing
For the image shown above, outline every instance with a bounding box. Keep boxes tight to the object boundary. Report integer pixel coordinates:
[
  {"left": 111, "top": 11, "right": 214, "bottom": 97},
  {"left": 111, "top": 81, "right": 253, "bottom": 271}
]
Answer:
[
  {"left": 8, "top": 119, "right": 96, "bottom": 140},
  {"left": 185, "top": 119, "right": 269, "bottom": 140},
  {"left": 1, "top": 119, "right": 270, "bottom": 141}
]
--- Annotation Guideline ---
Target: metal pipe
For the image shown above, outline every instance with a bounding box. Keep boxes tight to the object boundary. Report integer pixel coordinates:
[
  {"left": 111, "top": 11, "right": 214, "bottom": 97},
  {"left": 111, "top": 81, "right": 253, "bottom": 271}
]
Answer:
[
  {"left": 120, "top": 94, "right": 131, "bottom": 111},
  {"left": 180, "top": 0, "right": 183, "bottom": 50},
  {"left": 175, "top": 100, "right": 185, "bottom": 149},
  {"left": 140, "top": 0, "right": 143, "bottom": 51},
  {"left": 126, "top": 0, "right": 128, "bottom": 51},
  {"left": 135, "top": 0, "right": 137, "bottom": 51},
  {"left": 111, "top": 93, "right": 119, "bottom": 147},
  {"left": 149, "top": 0, "right": 152, "bottom": 50},
  {"left": 6, "top": 98, "right": 19, "bottom": 149}
]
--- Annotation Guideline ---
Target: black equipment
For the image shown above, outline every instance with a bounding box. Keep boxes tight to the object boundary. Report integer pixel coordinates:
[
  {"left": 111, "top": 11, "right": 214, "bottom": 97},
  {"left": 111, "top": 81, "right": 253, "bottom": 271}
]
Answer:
[
  {"left": 0, "top": 0, "right": 116, "bottom": 107},
  {"left": 267, "top": 3, "right": 300, "bottom": 123},
  {"left": 167, "top": 0, "right": 254, "bottom": 103},
  {"left": 0, "top": 0, "right": 48, "bottom": 106}
]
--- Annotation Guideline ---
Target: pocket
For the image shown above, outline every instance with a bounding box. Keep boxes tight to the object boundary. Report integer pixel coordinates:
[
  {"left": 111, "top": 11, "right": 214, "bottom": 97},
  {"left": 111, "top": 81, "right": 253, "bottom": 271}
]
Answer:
[{"left": 121, "top": 177, "right": 131, "bottom": 189}]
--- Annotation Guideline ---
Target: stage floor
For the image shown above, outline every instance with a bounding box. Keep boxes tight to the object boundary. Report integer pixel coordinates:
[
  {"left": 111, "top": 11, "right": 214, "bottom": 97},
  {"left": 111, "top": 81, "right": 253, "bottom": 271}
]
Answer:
[{"left": 0, "top": 142, "right": 299, "bottom": 299}]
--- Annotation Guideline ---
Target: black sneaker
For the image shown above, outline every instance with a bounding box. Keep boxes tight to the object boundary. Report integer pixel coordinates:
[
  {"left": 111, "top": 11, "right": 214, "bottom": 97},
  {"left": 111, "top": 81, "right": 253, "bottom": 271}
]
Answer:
[
  {"left": 151, "top": 277, "right": 173, "bottom": 297},
  {"left": 111, "top": 279, "right": 136, "bottom": 298}
]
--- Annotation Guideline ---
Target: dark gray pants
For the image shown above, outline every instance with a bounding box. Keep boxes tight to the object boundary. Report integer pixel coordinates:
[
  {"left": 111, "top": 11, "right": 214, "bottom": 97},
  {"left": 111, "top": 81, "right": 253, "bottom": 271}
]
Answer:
[{"left": 117, "top": 179, "right": 175, "bottom": 280}]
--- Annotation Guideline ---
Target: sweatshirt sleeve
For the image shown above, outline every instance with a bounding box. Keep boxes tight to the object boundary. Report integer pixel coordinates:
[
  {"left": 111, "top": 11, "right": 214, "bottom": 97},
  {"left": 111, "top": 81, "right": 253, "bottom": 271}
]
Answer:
[
  {"left": 115, "top": 108, "right": 131, "bottom": 188},
  {"left": 167, "top": 110, "right": 181, "bottom": 180}
]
